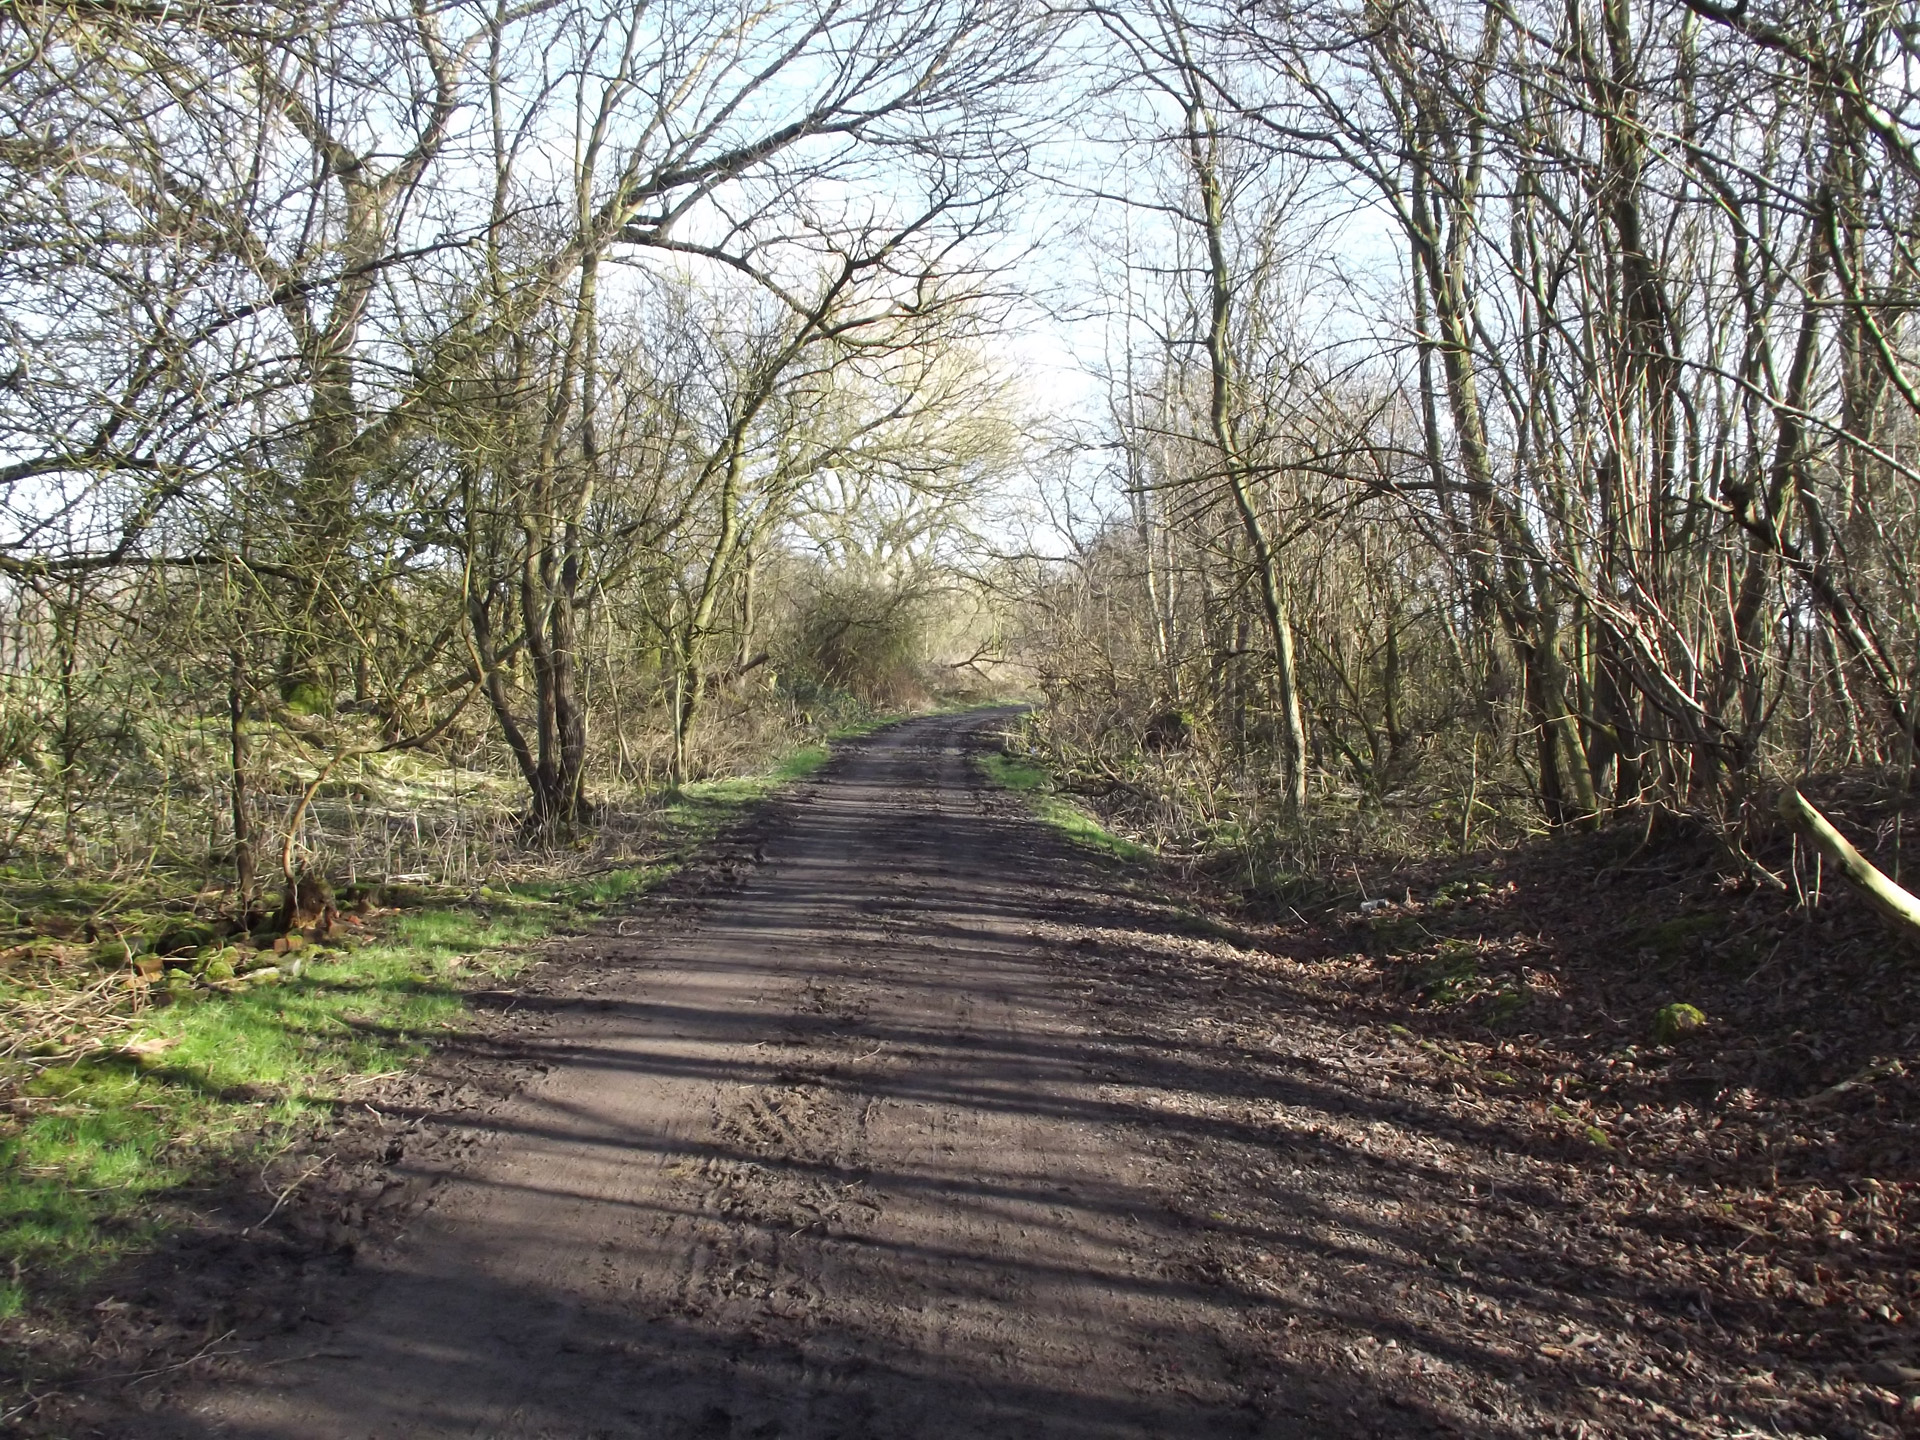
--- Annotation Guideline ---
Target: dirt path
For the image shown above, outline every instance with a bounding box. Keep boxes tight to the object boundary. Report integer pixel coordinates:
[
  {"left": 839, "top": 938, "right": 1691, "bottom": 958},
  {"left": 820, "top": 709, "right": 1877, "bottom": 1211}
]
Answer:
[
  {"left": 159, "top": 710, "right": 1290, "bottom": 1437},
  {"left": 147, "top": 709, "right": 1873, "bottom": 1439}
]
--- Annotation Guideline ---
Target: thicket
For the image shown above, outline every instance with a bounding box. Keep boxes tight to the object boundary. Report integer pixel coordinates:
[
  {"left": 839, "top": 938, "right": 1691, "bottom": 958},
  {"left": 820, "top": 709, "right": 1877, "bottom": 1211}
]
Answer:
[{"left": 1014, "top": 0, "right": 1920, "bottom": 896}]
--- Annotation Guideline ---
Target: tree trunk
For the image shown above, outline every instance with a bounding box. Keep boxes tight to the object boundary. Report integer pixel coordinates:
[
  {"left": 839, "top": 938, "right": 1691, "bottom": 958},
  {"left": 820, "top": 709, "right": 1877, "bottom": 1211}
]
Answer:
[
  {"left": 1186, "top": 93, "right": 1309, "bottom": 819},
  {"left": 228, "top": 648, "right": 256, "bottom": 912}
]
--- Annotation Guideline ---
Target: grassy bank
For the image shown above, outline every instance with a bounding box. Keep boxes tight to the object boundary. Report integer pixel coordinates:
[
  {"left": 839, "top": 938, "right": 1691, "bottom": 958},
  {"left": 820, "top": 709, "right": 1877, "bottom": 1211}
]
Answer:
[
  {"left": 0, "top": 741, "right": 840, "bottom": 1322},
  {"left": 977, "top": 744, "right": 1151, "bottom": 863}
]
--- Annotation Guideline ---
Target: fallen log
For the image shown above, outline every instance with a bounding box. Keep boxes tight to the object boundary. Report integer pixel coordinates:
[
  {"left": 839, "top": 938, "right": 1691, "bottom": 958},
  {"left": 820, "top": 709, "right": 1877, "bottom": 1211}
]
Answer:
[{"left": 1776, "top": 786, "right": 1920, "bottom": 941}]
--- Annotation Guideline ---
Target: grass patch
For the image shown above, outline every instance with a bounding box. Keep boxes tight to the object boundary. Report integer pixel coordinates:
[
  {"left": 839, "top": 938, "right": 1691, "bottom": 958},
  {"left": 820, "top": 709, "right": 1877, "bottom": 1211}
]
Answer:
[
  {"left": 0, "top": 732, "right": 840, "bottom": 1316},
  {"left": 977, "top": 748, "right": 1152, "bottom": 863},
  {"left": 0, "top": 898, "right": 562, "bottom": 1301},
  {"left": 497, "top": 864, "right": 672, "bottom": 912},
  {"left": 771, "top": 743, "right": 831, "bottom": 782},
  {"left": 656, "top": 753, "right": 820, "bottom": 853}
]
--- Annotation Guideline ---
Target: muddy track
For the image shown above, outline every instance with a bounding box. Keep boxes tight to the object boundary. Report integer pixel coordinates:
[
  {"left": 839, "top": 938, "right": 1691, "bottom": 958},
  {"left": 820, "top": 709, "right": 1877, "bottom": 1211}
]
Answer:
[{"left": 157, "top": 710, "right": 1294, "bottom": 1437}]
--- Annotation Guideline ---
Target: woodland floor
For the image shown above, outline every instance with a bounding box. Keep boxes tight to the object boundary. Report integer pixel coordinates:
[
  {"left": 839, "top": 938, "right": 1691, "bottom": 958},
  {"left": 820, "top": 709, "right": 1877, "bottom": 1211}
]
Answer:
[{"left": 7, "top": 709, "right": 1917, "bottom": 1437}]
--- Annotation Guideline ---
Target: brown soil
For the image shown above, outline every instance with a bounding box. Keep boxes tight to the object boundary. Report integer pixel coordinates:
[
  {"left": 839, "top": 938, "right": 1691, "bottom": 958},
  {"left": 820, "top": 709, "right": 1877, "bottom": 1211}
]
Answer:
[{"left": 19, "top": 710, "right": 1919, "bottom": 1436}]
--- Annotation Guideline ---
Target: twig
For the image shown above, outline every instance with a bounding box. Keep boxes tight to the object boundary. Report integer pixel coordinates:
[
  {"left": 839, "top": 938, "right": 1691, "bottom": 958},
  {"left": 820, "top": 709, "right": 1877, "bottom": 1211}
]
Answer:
[
  {"left": 121, "top": 1329, "right": 240, "bottom": 1388},
  {"left": 257, "top": 1348, "right": 364, "bottom": 1367},
  {"left": 243, "top": 1155, "right": 333, "bottom": 1236},
  {"left": 0, "top": 1389, "right": 51, "bottom": 1425}
]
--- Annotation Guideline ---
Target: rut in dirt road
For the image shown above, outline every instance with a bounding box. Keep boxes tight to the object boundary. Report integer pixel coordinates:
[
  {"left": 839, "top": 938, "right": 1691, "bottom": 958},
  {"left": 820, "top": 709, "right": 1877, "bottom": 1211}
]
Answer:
[{"left": 163, "top": 709, "right": 1334, "bottom": 1439}]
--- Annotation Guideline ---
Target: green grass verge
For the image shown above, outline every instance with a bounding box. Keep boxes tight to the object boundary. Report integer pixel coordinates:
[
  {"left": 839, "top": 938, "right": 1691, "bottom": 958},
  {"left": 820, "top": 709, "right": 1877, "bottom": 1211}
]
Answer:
[
  {"left": 977, "top": 748, "right": 1153, "bottom": 863},
  {"left": 0, "top": 739, "right": 833, "bottom": 1320},
  {"left": 0, "top": 894, "right": 593, "bottom": 1320}
]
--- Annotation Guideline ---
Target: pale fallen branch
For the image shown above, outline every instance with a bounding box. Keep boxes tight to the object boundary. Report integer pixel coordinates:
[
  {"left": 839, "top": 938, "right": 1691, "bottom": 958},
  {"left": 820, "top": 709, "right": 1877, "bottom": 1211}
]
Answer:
[
  {"left": 1776, "top": 787, "right": 1920, "bottom": 941},
  {"left": 243, "top": 1155, "right": 333, "bottom": 1236},
  {"left": 121, "top": 1329, "right": 240, "bottom": 1388}
]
